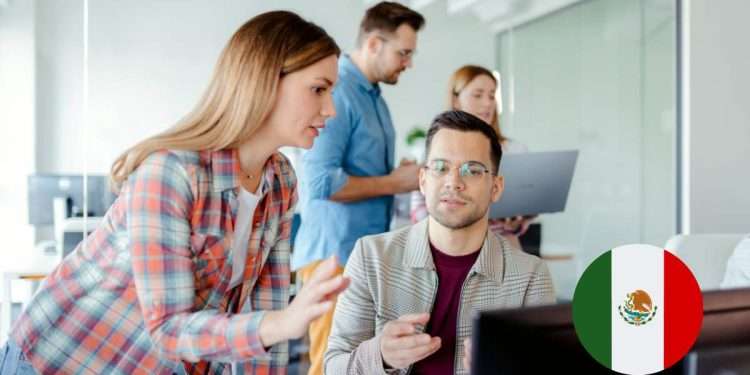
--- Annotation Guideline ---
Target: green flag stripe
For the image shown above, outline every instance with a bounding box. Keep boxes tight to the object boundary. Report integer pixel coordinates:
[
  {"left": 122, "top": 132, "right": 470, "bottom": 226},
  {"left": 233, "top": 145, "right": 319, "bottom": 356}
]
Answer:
[{"left": 573, "top": 250, "right": 612, "bottom": 368}]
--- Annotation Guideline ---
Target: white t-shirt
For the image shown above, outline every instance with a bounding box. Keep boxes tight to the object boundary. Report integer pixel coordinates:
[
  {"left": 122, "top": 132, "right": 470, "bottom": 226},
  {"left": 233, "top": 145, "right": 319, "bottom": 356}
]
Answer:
[{"left": 230, "top": 179, "right": 266, "bottom": 288}]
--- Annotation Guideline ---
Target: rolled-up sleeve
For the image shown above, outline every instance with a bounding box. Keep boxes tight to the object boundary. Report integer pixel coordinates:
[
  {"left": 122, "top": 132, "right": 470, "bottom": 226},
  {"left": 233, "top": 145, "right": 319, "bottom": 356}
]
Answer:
[
  {"left": 128, "top": 151, "right": 269, "bottom": 362},
  {"left": 303, "top": 92, "right": 354, "bottom": 200}
]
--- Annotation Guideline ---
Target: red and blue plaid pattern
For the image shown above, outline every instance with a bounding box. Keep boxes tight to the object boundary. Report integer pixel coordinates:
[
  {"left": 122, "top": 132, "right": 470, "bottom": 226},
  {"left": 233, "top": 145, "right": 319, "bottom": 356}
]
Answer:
[{"left": 10, "top": 149, "right": 296, "bottom": 374}]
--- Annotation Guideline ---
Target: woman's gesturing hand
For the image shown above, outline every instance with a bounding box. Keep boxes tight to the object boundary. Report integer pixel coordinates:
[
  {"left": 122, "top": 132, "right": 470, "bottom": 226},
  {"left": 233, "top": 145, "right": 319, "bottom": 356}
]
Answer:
[{"left": 260, "top": 257, "right": 350, "bottom": 347}]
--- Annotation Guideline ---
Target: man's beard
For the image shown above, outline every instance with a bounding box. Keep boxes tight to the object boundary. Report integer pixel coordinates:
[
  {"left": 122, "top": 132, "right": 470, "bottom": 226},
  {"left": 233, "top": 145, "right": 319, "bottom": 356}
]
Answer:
[
  {"left": 380, "top": 71, "right": 400, "bottom": 85},
  {"left": 374, "top": 63, "right": 402, "bottom": 85},
  {"left": 428, "top": 196, "right": 488, "bottom": 230}
]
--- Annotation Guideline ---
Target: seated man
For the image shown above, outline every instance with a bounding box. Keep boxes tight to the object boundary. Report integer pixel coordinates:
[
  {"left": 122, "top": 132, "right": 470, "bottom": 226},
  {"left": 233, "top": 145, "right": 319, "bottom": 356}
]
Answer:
[
  {"left": 324, "top": 110, "right": 555, "bottom": 375},
  {"left": 721, "top": 234, "right": 750, "bottom": 289}
]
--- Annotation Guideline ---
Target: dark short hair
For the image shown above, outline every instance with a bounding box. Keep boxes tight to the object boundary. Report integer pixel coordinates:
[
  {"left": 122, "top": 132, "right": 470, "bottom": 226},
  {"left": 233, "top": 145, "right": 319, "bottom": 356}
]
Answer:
[
  {"left": 357, "top": 1, "right": 425, "bottom": 46},
  {"left": 424, "top": 110, "right": 503, "bottom": 173}
]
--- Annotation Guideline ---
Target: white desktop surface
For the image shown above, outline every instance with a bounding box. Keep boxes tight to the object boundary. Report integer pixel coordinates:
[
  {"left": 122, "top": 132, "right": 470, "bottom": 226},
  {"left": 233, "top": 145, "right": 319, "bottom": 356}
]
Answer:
[{"left": 1, "top": 253, "right": 59, "bottom": 344}]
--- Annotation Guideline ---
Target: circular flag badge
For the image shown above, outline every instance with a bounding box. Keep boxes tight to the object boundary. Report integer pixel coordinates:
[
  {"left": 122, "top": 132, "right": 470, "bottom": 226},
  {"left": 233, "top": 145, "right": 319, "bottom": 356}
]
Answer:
[{"left": 572, "top": 244, "right": 703, "bottom": 375}]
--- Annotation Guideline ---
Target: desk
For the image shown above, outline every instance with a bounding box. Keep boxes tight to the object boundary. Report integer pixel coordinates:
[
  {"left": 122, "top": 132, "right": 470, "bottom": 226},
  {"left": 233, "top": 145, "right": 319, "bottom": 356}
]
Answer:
[{"left": 1, "top": 261, "right": 56, "bottom": 343}]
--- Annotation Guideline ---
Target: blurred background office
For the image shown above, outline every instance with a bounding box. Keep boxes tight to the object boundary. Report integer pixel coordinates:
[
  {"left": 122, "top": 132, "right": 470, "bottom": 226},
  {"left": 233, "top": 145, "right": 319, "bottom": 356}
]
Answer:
[{"left": 1, "top": 0, "right": 749, "bottom": 365}]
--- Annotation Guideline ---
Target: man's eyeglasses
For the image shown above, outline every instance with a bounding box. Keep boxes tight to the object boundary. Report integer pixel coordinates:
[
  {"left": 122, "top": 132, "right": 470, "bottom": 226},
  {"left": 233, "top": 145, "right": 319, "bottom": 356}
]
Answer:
[
  {"left": 422, "top": 160, "right": 495, "bottom": 182},
  {"left": 376, "top": 35, "right": 415, "bottom": 60}
]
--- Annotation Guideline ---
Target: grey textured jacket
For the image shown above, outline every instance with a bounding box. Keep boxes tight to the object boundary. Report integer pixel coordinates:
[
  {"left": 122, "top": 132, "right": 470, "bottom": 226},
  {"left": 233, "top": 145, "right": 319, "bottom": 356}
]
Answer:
[{"left": 324, "top": 219, "right": 556, "bottom": 375}]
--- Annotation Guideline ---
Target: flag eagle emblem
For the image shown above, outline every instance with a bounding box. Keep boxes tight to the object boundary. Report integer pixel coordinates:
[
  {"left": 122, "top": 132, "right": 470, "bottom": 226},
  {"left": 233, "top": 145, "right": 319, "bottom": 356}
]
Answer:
[{"left": 618, "top": 289, "right": 658, "bottom": 326}]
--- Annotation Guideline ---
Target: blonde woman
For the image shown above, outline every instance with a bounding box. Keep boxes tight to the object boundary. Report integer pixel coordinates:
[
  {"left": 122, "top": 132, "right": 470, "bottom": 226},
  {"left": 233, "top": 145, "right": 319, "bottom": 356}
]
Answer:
[
  {"left": 411, "top": 65, "right": 533, "bottom": 250},
  {"left": 2, "top": 11, "right": 349, "bottom": 374}
]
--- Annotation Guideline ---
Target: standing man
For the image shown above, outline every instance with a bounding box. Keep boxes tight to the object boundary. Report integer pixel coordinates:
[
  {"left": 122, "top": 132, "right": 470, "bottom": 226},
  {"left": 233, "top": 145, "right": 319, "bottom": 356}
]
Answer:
[{"left": 292, "top": 2, "right": 425, "bottom": 374}]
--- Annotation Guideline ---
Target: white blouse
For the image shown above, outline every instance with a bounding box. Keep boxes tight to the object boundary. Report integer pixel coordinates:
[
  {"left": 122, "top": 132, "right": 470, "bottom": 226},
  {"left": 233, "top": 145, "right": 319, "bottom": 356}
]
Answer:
[{"left": 230, "top": 179, "right": 266, "bottom": 288}]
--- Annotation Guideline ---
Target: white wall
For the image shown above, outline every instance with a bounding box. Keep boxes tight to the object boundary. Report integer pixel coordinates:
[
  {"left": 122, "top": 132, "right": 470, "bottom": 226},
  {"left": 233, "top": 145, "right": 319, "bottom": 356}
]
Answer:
[
  {"left": 685, "top": 0, "right": 750, "bottom": 234},
  {"left": 33, "top": 0, "right": 495, "bottom": 174},
  {"left": 0, "top": 0, "right": 36, "bottom": 264},
  {"left": 35, "top": 0, "right": 84, "bottom": 173},
  {"left": 0, "top": 0, "right": 44, "bottom": 314}
]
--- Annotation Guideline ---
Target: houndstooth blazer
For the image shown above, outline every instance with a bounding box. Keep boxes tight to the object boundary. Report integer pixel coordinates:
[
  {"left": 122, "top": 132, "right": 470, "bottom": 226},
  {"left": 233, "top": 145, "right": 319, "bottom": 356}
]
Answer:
[{"left": 324, "top": 218, "right": 556, "bottom": 375}]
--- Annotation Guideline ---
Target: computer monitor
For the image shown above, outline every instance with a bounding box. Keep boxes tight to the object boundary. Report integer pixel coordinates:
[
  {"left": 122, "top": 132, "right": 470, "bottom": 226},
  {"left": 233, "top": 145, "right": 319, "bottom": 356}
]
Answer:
[
  {"left": 683, "top": 287, "right": 750, "bottom": 375},
  {"left": 470, "top": 302, "right": 624, "bottom": 374},
  {"left": 27, "top": 174, "right": 116, "bottom": 226},
  {"left": 471, "top": 288, "right": 750, "bottom": 374}
]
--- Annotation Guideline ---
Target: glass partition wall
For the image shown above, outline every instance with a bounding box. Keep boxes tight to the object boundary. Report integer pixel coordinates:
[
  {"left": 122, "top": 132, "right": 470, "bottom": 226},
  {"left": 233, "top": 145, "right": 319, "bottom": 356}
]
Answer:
[{"left": 496, "top": 0, "right": 677, "bottom": 295}]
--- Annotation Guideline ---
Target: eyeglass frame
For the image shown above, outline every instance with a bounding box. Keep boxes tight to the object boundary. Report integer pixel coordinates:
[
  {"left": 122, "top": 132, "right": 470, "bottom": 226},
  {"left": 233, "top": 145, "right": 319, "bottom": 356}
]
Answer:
[
  {"left": 374, "top": 34, "right": 416, "bottom": 60},
  {"left": 421, "top": 159, "right": 498, "bottom": 182}
]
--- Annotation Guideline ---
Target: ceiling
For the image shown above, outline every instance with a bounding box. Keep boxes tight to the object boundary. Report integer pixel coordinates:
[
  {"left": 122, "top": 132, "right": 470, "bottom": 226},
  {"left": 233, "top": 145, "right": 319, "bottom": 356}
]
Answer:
[{"left": 404, "top": 0, "right": 583, "bottom": 33}]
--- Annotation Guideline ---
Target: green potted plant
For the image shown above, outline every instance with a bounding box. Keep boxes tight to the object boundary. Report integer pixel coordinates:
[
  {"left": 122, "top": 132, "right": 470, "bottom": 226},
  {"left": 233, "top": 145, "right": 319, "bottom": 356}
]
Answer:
[{"left": 405, "top": 126, "right": 427, "bottom": 163}]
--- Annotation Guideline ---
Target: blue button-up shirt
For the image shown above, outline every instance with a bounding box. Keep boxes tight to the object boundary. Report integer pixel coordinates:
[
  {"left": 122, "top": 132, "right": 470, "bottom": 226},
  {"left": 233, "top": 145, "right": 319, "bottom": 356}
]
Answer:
[{"left": 292, "top": 55, "right": 396, "bottom": 269}]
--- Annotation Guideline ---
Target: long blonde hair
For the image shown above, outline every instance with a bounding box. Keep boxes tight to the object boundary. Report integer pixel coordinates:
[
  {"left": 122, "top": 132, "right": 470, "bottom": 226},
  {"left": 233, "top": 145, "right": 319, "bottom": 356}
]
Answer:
[
  {"left": 447, "top": 65, "right": 506, "bottom": 143},
  {"left": 110, "top": 11, "right": 340, "bottom": 189}
]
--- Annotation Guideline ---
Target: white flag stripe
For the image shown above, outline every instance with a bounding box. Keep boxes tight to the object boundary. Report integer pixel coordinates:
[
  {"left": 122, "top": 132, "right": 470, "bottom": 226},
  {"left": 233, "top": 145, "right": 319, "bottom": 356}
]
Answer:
[{"left": 612, "top": 244, "right": 664, "bottom": 374}]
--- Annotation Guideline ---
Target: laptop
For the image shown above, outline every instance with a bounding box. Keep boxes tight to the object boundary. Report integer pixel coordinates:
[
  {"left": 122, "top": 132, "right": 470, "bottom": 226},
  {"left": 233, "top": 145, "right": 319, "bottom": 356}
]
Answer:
[{"left": 489, "top": 150, "right": 578, "bottom": 219}]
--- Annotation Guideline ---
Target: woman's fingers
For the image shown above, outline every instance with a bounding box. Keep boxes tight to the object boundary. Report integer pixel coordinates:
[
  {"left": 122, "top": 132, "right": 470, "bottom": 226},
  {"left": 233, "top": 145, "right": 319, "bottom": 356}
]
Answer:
[
  {"left": 305, "top": 300, "right": 334, "bottom": 321},
  {"left": 307, "top": 274, "right": 349, "bottom": 304},
  {"left": 307, "top": 256, "right": 339, "bottom": 285},
  {"left": 323, "top": 276, "right": 351, "bottom": 301}
]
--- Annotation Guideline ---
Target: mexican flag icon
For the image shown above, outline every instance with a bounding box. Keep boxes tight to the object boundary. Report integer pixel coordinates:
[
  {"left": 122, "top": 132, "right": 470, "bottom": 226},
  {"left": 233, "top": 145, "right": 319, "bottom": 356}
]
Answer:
[{"left": 573, "top": 244, "right": 703, "bottom": 375}]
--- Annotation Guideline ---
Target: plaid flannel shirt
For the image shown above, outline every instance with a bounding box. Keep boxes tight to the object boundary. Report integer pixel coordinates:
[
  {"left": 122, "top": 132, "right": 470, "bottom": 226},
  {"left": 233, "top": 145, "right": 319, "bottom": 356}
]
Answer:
[{"left": 10, "top": 149, "right": 296, "bottom": 374}]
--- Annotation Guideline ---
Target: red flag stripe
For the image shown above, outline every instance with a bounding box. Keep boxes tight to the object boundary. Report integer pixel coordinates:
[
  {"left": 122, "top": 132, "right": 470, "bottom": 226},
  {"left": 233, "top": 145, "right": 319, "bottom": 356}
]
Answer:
[{"left": 663, "top": 250, "right": 704, "bottom": 368}]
